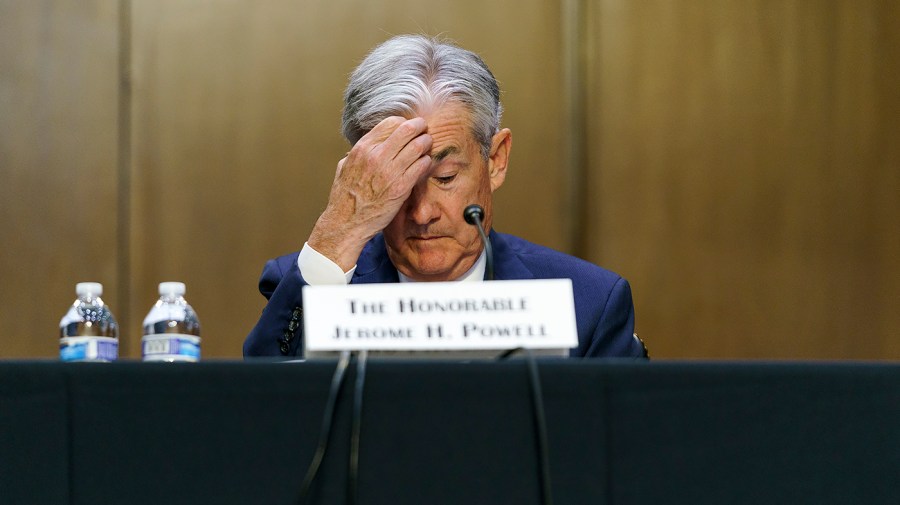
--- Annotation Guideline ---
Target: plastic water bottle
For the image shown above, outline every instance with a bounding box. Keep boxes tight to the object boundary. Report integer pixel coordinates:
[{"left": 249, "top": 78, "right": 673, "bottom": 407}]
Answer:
[
  {"left": 142, "top": 282, "right": 201, "bottom": 362},
  {"left": 59, "top": 282, "right": 119, "bottom": 362}
]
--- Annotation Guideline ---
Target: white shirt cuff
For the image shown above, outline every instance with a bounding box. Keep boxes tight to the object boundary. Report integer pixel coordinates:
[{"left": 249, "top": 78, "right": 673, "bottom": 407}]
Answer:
[{"left": 298, "top": 242, "right": 356, "bottom": 285}]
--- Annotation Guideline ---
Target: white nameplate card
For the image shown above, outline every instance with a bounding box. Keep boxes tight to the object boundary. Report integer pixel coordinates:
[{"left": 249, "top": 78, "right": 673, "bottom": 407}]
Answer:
[{"left": 302, "top": 279, "right": 578, "bottom": 354}]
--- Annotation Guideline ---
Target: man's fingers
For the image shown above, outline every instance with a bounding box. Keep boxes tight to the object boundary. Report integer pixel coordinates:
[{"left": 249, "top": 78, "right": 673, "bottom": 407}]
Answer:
[
  {"left": 346, "top": 116, "right": 429, "bottom": 173},
  {"left": 392, "top": 132, "right": 433, "bottom": 174},
  {"left": 397, "top": 153, "right": 433, "bottom": 190},
  {"left": 345, "top": 116, "right": 432, "bottom": 183},
  {"left": 377, "top": 117, "right": 428, "bottom": 158},
  {"left": 361, "top": 116, "right": 415, "bottom": 145},
  {"left": 338, "top": 115, "right": 432, "bottom": 208}
]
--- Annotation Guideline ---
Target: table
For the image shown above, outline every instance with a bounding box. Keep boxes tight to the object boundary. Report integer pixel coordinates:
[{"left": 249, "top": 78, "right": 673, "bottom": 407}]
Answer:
[{"left": 2, "top": 360, "right": 897, "bottom": 504}]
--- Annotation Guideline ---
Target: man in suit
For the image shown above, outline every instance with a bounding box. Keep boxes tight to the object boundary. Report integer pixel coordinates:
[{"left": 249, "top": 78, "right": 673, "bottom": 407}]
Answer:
[{"left": 243, "top": 35, "right": 646, "bottom": 358}]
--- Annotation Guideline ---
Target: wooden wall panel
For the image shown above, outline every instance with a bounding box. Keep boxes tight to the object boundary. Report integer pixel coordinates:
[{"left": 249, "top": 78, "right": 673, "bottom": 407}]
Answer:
[
  {"left": 0, "top": 1, "right": 120, "bottom": 357},
  {"left": 127, "top": 0, "right": 565, "bottom": 357},
  {"left": 5, "top": 1, "right": 895, "bottom": 361},
  {"left": 586, "top": 0, "right": 900, "bottom": 358}
]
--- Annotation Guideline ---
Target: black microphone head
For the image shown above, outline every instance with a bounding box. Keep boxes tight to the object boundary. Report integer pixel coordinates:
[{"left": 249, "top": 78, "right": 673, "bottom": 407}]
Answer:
[{"left": 463, "top": 204, "right": 484, "bottom": 225}]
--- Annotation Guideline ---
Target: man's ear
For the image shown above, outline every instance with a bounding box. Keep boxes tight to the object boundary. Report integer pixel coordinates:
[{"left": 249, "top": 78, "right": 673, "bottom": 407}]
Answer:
[{"left": 488, "top": 128, "right": 512, "bottom": 192}]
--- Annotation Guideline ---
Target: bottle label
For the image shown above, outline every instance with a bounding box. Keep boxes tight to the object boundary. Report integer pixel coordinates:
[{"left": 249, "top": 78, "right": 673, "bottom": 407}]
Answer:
[
  {"left": 60, "top": 336, "right": 119, "bottom": 362},
  {"left": 142, "top": 333, "right": 201, "bottom": 362}
]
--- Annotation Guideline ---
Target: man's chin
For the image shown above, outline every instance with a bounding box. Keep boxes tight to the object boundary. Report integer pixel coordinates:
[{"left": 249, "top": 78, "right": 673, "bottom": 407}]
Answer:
[
  {"left": 387, "top": 241, "right": 473, "bottom": 281},
  {"left": 397, "top": 250, "right": 468, "bottom": 281},
  {"left": 401, "top": 261, "right": 456, "bottom": 282}
]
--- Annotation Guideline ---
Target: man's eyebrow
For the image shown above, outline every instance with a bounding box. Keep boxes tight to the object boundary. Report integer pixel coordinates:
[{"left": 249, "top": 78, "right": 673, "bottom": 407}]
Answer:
[{"left": 431, "top": 146, "right": 459, "bottom": 161}]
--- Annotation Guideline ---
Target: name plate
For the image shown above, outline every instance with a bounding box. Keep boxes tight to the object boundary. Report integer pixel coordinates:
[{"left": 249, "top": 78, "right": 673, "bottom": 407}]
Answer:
[{"left": 302, "top": 279, "right": 578, "bottom": 353}]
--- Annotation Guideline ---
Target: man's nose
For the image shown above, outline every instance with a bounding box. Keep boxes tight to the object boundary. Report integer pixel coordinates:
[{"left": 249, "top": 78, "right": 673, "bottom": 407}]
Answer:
[{"left": 406, "top": 182, "right": 441, "bottom": 225}]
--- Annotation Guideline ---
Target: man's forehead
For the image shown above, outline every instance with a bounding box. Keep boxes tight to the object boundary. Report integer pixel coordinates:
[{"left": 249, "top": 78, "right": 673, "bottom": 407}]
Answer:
[{"left": 420, "top": 103, "right": 477, "bottom": 156}]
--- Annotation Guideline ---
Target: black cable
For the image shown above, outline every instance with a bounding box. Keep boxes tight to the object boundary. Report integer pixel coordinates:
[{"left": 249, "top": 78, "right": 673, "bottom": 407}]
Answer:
[
  {"left": 297, "top": 351, "right": 352, "bottom": 505},
  {"left": 497, "top": 347, "right": 524, "bottom": 360},
  {"left": 495, "top": 347, "right": 555, "bottom": 504},
  {"left": 348, "top": 350, "right": 368, "bottom": 505},
  {"left": 525, "top": 349, "right": 555, "bottom": 505}
]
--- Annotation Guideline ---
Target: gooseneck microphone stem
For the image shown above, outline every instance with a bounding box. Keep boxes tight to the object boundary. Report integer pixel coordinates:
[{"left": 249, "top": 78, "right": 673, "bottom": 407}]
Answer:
[
  {"left": 475, "top": 222, "right": 494, "bottom": 281},
  {"left": 463, "top": 204, "right": 494, "bottom": 280}
]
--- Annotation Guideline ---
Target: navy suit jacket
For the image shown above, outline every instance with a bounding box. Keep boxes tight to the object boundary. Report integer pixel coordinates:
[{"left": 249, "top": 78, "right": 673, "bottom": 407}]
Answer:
[{"left": 243, "top": 231, "right": 645, "bottom": 358}]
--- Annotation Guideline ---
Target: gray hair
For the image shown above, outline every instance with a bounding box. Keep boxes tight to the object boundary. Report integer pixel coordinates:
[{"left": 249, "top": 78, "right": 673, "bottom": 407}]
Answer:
[{"left": 341, "top": 35, "right": 503, "bottom": 159}]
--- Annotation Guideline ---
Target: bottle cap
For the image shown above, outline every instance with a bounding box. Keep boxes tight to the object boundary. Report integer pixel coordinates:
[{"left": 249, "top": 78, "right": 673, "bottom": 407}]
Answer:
[
  {"left": 159, "top": 282, "right": 186, "bottom": 296},
  {"left": 76, "top": 282, "right": 103, "bottom": 297}
]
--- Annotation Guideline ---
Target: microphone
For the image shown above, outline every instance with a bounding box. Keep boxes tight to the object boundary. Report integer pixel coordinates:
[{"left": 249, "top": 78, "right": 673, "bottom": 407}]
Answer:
[{"left": 463, "top": 204, "right": 494, "bottom": 280}]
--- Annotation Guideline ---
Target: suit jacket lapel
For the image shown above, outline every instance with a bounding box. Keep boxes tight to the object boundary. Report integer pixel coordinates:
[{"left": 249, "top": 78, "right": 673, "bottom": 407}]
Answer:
[
  {"left": 350, "top": 234, "right": 399, "bottom": 284},
  {"left": 489, "top": 230, "right": 534, "bottom": 281}
]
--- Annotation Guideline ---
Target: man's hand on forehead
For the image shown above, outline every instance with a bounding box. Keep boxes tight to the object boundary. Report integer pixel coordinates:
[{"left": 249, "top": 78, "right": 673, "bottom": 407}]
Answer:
[
  {"left": 362, "top": 116, "right": 424, "bottom": 143},
  {"left": 351, "top": 116, "right": 432, "bottom": 180},
  {"left": 307, "top": 116, "right": 433, "bottom": 271}
]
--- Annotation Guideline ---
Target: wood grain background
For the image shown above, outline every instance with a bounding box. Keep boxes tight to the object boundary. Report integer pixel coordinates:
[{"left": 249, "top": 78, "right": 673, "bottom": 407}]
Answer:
[{"left": 2, "top": 0, "right": 897, "bottom": 359}]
